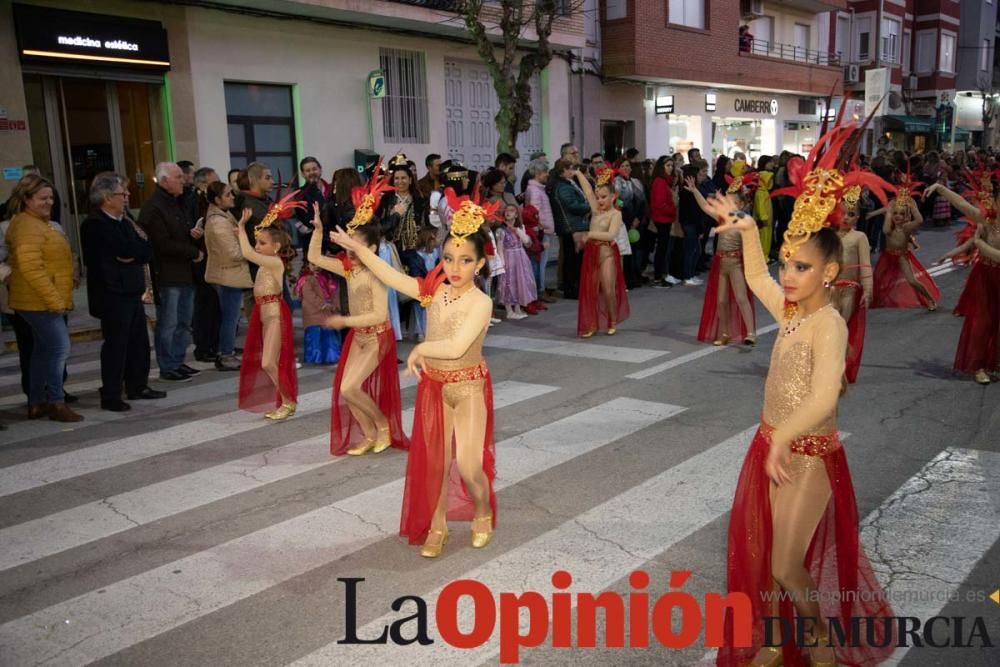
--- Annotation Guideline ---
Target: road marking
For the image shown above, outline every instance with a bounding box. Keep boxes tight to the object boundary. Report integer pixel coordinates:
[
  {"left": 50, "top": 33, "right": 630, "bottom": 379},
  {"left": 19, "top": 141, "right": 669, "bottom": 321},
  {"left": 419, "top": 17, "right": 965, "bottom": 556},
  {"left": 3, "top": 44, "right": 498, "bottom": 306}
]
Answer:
[
  {"left": 627, "top": 323, "right": 779, "bottom": 380},
  {"left": 0, "top": 382, "right": 557, "bottom": 572},
  {"left": 485, "top": 334, "right": 669, "bottom": 364},
  {"left": 0, "top": 398, "right": 682, "bottom": 666},
  {"left": 0, "top": 372, "right": 415, "bottom": 496}
]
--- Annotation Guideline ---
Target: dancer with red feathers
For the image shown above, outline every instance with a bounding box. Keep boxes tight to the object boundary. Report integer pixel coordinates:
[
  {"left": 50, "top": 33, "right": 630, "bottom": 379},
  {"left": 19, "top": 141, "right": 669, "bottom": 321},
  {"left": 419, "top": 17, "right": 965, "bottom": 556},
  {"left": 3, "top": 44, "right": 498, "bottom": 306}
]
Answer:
[
  {"left": 833, "top": 184, "right": 875, "bottom": 383},
  {"left": 236, "top": 191, "right": 301, "bottom": 420},
  {"left": 576, "top": 167, "right": 630, "bottom": 337},
  {"left": 331, "top": 185, "right": 500, "bottom": 559},
  {"left": 701, "top": 116, "right": 896, "bottom": 667},
  {"left": 926, "top": 172, "right": 1000, "bottom": 385},
  {"left": 686, "top": 170, "right": 758, "bottom": 346},
  {"left": 869, "top": 171, "right": 940, "bottom": 311},
  {"left": 307, "top": 161, "right": 408, "bottom": 455}
]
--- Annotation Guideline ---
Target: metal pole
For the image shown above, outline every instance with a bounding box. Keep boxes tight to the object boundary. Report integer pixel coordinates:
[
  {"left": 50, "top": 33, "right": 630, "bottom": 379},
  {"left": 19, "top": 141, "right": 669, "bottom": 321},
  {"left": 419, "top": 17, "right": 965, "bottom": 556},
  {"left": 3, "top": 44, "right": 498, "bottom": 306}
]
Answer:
[{"left": 949, "top": 95, "right": 957, "bottom": 149}]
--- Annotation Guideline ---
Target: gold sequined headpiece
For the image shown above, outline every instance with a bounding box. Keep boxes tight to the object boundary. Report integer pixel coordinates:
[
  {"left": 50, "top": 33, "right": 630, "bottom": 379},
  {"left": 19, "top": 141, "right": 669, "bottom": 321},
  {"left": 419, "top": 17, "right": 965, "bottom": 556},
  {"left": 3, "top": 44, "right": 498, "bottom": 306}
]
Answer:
[
  {"left": 962, "top": 167, "right": 997, "bottom": 221},
  {"left": 255, "top": 189, "right": 306, "bottom": 238},
  {"left": 346, "top": 158, "right": 394, "bottom": 233},
  {"left": 388, "top": 153, "right": 409, "bottom": 171},
  {"left": 842, "top": 185, "right": 861, "bottom": 211},
  {"left": 892, "top": 168, "right": 924, "bottom": 212},
  {"left": 595, "top": 167, "right": 620, "bottom": 189},
  {"left": 443, "top": 175, "right": 502, "bottom": 246},
  {"left": 770, "top": 122, "right": 895, "bottom": 261}
]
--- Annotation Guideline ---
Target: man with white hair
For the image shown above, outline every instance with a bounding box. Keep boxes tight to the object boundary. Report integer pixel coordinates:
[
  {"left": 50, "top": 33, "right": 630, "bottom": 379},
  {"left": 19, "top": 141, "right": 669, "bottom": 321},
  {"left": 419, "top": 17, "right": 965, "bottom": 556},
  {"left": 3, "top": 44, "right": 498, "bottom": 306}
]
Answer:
[
  {"left": 81, "top": 172, "right": 165, "bottom": 410},
  {"left": 138, "top": 162, "right": 203, "bottom": 383}
]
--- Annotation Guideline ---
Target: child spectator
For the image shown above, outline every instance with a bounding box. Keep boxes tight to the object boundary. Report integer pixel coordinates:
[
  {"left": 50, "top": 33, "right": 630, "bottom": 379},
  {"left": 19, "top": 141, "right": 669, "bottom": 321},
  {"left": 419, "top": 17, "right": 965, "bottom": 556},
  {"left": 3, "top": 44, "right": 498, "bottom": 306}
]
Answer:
[{"left": 295, "top": 263, "right": 341, "bottom": 365}]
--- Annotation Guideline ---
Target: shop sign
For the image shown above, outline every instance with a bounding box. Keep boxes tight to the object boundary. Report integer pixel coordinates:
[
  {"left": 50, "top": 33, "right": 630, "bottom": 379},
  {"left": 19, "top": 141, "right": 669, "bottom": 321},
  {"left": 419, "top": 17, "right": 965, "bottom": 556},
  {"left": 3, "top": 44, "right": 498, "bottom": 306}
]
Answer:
[
  {"left": 3, "top": 168, "right": 24, "bottom": 181},
  {"left": 0, "top": 109, "right": 27, "bottom": 132},
  {"left": 733, "top": 98, "right": 779, "bottom": 115},
  {"left": 13, "top": 4, "right": 170, "bottom": 70},
  {"left": 368, "top": 71, "right": 387, "bottom": 99}
]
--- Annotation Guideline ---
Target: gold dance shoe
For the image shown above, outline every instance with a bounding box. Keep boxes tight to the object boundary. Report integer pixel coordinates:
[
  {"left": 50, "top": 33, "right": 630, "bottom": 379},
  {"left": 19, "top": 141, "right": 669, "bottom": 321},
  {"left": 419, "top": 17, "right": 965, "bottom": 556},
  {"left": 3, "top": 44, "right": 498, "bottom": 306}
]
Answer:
[
  {"left": 470, "top": 514, "right": 494, "bottom": 548},
  {"left": 749, "top": 646, "right": 783, "bottom": 666},
  {"left": 580, "top": 330, "right": 596, "bottom": 338},
  {"left": 975, "top": 369, "right": 991, "bottom": 385},
  {"left": 420, "top": 529, "right": 449, "bottom": 558},
  {"left": 347, "top": 439, "right": 376, "bottom": 456},
  {"left": 265, "top": 402, "right": 296, "bottom": 421},
  {"left": 926, "top": 300, "right": 938, "bottom": 312},
  {"left": 744, "top": 334, "right": 757, "bottom": 346},
  {"left": 606, "top": 327, "right": 617, "bottom": 336},
  {"left": 713, "top": 334, "right": 730, "bottom": 346},
  {"left": 372, "top": 427, "right": 392, "bottom": 454}
]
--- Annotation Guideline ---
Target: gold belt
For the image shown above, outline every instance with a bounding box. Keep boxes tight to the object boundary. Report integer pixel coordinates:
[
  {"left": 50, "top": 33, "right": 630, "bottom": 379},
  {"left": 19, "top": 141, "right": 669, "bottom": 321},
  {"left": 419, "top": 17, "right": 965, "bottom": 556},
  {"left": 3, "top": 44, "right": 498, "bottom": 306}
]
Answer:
[
  {"left": 423, "top": 359, "right": 488, "bottom": 384},
  {"left": 356, "top": 320, "right": 390, "bottom": 335},
  {"left": 718, "top": 249, "right": 743, "bottom": 259},
  {"left": 886, "top": 248, "right": 907, "bottom": 257},
  {"left": 255, "top": 294, "right": 281, "bottom": 305},
  {"left": 760, "top": 421, "right": 841, "bottom": 457},
  {"left": 978, "top": 256, "right": 1000, "bottom": 268},
  {"left": 587, "top": 239, "right": 614, "bottom": 247}
]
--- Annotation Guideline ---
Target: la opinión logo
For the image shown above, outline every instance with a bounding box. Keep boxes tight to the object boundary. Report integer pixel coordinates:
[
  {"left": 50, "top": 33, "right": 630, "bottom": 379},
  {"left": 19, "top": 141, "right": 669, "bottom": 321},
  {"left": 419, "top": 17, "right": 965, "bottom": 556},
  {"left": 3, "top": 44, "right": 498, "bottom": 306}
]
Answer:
[{"left": 338, "top": 570, "right": 753, "bottom": 663}]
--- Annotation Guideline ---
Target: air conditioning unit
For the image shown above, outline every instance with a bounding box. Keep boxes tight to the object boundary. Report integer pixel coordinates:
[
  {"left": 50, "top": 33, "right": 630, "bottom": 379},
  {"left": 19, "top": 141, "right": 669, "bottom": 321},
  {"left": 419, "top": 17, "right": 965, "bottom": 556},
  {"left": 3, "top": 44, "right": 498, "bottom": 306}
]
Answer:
[
  {"left": 844, "top": 64, "right": 860, "bottom": 85},
  {"left": 904, "top": 75, "right": 918, "bottom": 90},
  {"left": 740, "top": 0, "right": 764, "bottom": 18}
]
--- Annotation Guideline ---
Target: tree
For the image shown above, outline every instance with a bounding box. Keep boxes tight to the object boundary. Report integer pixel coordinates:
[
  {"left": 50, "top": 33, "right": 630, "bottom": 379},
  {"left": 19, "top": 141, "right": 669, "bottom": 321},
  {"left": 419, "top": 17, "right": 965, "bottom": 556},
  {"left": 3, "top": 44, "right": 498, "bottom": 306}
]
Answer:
[{"left": 458, "top": 0, "right": 575, "bottom": 157}]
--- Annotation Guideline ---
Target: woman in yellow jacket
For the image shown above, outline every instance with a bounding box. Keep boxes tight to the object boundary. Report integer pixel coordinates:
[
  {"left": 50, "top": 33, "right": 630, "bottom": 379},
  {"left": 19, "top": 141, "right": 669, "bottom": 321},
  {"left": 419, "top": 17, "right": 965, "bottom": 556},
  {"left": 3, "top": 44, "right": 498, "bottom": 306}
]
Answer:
[
  {"left": 6, "top": 174, "right": 82, "bottom": 422},
  {"left": 753, "top": 156, "right": 776, "bottom": 258}
]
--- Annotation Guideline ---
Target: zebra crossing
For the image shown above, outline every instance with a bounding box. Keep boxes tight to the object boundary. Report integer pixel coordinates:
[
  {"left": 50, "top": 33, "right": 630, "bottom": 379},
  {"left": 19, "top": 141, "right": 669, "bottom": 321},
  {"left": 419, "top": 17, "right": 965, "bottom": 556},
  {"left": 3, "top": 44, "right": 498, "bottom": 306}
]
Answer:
[{"left": 0, "top": 305, "right": 996, "bottom": 666}]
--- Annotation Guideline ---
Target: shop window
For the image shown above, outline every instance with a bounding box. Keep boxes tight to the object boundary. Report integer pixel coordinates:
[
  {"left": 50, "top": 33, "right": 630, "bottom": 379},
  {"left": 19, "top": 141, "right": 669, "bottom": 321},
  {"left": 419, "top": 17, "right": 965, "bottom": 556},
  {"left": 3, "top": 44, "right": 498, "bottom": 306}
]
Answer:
[
  {"left": 380, "top": 47, "right": 430, "bottom": 144},
  {"left": 668, "top": 0, "right": 704, "bottom": 30},
  {"left": 224, "top": 82, "right": 296, "bottom": 181},
  {"left": 601, "top": 120, "right": 635, "bottom": 162}
]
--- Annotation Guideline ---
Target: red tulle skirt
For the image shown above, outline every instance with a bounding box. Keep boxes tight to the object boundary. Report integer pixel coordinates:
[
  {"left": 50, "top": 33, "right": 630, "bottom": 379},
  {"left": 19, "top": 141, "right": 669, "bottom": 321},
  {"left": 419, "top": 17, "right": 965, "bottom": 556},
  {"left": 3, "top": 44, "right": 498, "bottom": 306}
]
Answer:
[
  {"left": 330, "top": 322, "right": 409, "bottom": 455},
  {"left": 697, "top": 252, "right": 756, "bottom": 342},
  {"left": 871, "top": 248, "right": 940, "bottom": 309},
  {"left": 717, "top": 425, "right": 894, "bottom": 667},
  {"left": 835, "top": 280, "right": 867, "bottom": 384},
  {"left": 577, "top": 239, "right": 630, "bottom": 335},
  {"left": 953, "top": 260, "right": 1000, "bottom": 373},
  {"left": 238, "top": 299, "right": 298, "bottom": 411},
  {"left": 400, "top": 361, "right": 496, "bottom": 545}
]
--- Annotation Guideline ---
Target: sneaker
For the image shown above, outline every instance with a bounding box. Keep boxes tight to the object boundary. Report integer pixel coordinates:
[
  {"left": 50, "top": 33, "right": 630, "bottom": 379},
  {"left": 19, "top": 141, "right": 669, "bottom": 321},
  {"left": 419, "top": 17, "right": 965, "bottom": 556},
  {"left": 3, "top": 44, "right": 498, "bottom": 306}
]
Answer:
[
  {"left": 683, "top": 277, "right": 704, "bottom": 286},
  {"left": 215, "top": 354, "right": 241, "bottom": 371},
  {"left": 160, "top": 369, "right": 193, "bottom": 383},
  {"left": 489, "top": 317, "right": 501, "bottom": 324},
  {"left": 665, "top": 275, "right": 681, "bottom": 285},
  {"left": 177, "top": 364, "right": 201, "bottom": 376},
  {"left": 650, "top": 279, "right": 672, "bottom": 288}
]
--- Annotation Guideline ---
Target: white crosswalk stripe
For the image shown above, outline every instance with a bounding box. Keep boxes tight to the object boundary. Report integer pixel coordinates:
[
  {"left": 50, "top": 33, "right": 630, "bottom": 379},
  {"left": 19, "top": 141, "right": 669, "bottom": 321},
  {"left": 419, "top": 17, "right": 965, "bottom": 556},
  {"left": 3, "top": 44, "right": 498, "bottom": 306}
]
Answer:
[{"left": 0, "top": 381, "right": 557, "bottom": 571}]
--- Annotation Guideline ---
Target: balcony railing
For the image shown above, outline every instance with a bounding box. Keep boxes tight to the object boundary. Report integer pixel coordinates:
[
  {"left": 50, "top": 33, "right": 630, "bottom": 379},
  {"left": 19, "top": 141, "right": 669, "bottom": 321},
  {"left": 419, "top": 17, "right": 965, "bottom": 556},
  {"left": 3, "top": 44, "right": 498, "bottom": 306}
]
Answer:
[
  {"left": 385, "top": 0, "right": 461, "bottom": 10},
  {"left": 740, "top": 39, "right": 841, "bottom": 67}
]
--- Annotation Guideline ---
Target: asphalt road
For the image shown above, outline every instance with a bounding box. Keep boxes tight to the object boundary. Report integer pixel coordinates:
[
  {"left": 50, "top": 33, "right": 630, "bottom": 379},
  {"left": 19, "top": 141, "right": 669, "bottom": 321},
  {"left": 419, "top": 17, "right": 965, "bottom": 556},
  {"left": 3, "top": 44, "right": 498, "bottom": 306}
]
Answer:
[{"left": 0, "top": 223, "right": 997, "bottom": 667}]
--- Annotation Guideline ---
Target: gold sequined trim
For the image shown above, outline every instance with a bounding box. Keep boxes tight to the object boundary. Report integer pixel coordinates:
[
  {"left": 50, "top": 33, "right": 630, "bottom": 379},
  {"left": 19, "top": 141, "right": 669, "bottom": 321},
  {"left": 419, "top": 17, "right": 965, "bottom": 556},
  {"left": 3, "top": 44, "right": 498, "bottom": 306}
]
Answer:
[
  {"left": 423, "top": 360, "right": 488, "bottom": 384},
  {"left": 357, "top": 320, "right": 390, "bottom": 335},
  {"left": 587, "top": 239, "right": 614, "bottom": 248},
  {"left": 886, "top": 248, "right": 907, "bottom": 257},
  {"left": 255, "top": 294, "right": 281, "bottom": 305},
  {"left": 717, "top": 250, "right": 743, "bottom": 259},
  {"left": 760, "top": 421, "right": 841, "bottom": 457},
  {"left": 979, "top": 256, "right": 1000, "bottom": 268}
]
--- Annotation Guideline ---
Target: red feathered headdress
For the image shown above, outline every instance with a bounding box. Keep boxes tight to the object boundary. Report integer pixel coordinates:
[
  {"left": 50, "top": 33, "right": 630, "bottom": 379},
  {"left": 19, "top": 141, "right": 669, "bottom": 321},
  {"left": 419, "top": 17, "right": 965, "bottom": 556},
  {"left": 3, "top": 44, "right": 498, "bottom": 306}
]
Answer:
[
  {"left": 347, "top": 158, "right": 395, "bottom": 232},
  {"left": 444, "top": 173, "right": 503, "bottom": 246},
  {"left": 255, "top": 188, "right": 306, "bottom": 238}
]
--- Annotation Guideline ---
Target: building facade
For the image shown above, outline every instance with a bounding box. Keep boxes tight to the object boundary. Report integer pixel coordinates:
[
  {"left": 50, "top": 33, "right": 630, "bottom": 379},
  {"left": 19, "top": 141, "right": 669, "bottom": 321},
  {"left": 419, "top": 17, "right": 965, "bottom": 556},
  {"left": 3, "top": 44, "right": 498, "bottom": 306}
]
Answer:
[
  {"left": 570, "top": 0, "right": 845, "bottom": 165},
  {"left": 0, "top": 0, "right": 584, "bottom": 255}
]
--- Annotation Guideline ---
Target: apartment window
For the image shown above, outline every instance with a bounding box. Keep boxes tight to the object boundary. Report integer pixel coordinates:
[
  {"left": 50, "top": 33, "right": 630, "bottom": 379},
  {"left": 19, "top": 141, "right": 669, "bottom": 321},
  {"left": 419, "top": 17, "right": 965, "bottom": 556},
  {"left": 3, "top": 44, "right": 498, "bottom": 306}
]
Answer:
[
  {"left": 915, "top": 30, "right": 936, "bottom": 74},
  {"left": 940, "top": 32, "right": 956, "bottom": 73},
  {"left": 224, "top": 82, "right": 296, "bottom": 179},
  {"left": 835, "top": 16, "right": 850, "bottom": 59},
  {"left": 668, "top": 0, "right": 705, "bottom": 30},
  {"left": 902, "top": 30, "right": 911, "bottom": 73},
  {"left": 855, "top": 16, "right": 873, "bottom": 62},
  {"left": 793, "top": 23, "right": 811, "bottom": 62},
  {"left": 881, "top": 17, "right": 900, "bottom": 63},
  {"left": 380, "top": 47, "right": 430, "bottom": 144},
  {"left": 982, "top": 38, "right": 991, "bottom": 71},
  {"left": 606, "top": 0, "right": 626, "bottom": 20},
  {"left": 751, "top": 16, "right": 774, "bottom": 53}
]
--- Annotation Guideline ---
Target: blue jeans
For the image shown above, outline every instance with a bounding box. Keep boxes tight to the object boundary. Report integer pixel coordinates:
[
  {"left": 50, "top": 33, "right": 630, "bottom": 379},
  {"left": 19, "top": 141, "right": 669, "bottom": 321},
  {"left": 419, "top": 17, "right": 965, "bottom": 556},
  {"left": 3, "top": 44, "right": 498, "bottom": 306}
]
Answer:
[
  {"left": 155, "top": 286, "right": 194, "bottom": 372},
  {"left": 682, "top": 223, "right": 701, "bottom": 280},
  {"left": 17, "top": 310, "right": 70, "bottom": 405},
  {"left": 213, "top": 285, "right": 244, "bottom": 356}
]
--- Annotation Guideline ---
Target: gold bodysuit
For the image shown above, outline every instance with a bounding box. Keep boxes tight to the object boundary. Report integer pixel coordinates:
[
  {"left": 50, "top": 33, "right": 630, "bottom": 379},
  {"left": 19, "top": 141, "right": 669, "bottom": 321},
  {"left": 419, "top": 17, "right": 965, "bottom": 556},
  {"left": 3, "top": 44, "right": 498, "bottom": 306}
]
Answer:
[
  {"left": 588, "top": 208, "right": 623, "bottom": 262},
  {"left": 423, "top": 291, "right": 490, "bottom": 407},
  {"left": 742, "top": 226, "right": 848, "bottom": 471}
]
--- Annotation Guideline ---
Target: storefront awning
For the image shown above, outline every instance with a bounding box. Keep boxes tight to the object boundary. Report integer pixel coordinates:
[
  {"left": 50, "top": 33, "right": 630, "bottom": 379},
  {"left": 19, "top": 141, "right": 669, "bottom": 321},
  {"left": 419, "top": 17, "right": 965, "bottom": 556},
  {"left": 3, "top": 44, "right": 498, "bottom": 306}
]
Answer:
[{"left": 884, "top": 115, "right": 935, "bottom": 133}]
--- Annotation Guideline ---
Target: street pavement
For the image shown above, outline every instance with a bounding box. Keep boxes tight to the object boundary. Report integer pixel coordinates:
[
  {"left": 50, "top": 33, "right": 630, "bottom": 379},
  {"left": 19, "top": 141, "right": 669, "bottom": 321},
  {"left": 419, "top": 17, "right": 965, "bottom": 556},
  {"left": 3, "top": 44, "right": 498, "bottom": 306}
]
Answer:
[{"left": 0, "top": 224, "right": 997, "bottom": 666}]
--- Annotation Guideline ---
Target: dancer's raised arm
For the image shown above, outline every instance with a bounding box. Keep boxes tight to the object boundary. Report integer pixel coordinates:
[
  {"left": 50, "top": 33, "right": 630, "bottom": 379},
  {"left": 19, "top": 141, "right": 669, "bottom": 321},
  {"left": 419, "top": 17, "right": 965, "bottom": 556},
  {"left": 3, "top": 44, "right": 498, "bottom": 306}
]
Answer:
[{"left": 330, "top": 226, "right": 421, "bottom": 300}]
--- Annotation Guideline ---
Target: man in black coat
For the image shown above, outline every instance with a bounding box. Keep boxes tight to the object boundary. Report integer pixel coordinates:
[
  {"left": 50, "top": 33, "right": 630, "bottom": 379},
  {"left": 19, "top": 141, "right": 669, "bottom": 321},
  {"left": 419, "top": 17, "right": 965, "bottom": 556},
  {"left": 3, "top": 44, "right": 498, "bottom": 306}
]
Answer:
[
  {"left": 139, "top": 162, "right": 203, "bottom": 382},
  {"left": 81, "top": 172, "right": 165, "bottom": 410}
]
